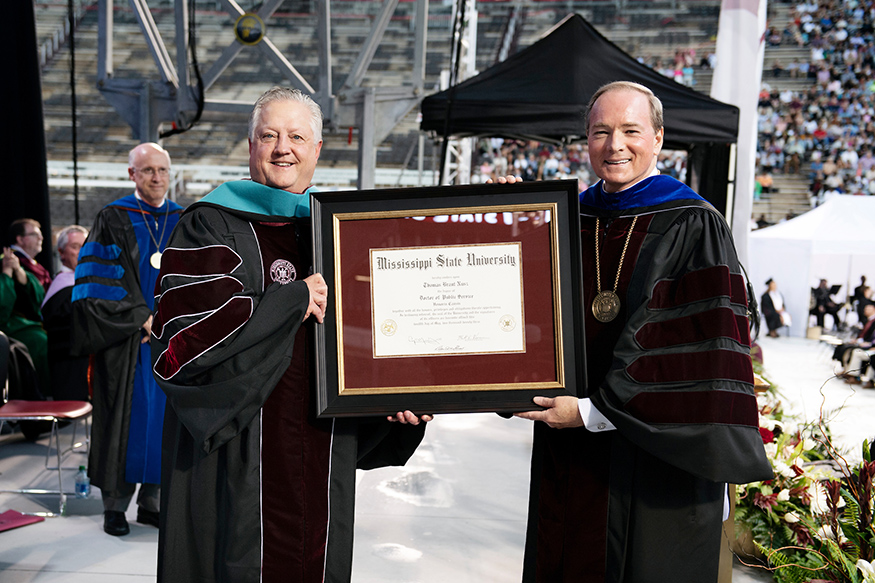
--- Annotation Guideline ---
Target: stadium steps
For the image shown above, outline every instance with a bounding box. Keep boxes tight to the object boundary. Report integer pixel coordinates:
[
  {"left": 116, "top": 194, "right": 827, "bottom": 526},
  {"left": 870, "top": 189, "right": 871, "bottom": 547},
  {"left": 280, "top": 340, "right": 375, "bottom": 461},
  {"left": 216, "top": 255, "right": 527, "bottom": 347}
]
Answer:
[{"left": 752, "top": 172, "right": 813, "bottom": 224}]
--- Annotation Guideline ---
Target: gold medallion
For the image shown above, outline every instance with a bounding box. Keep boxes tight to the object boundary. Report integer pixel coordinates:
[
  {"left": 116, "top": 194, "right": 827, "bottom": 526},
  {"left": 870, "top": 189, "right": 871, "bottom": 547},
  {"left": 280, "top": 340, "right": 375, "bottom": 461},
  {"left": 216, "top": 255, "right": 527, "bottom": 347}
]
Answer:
[
  {"left": 592, "top": 290, "right": 621, "bottom": 323},
  {"left": 150, "top": 252, "right": 162, "bottom": 269},
  {"left": 593, "top": 216, "right": 638, "bottom": 325}
]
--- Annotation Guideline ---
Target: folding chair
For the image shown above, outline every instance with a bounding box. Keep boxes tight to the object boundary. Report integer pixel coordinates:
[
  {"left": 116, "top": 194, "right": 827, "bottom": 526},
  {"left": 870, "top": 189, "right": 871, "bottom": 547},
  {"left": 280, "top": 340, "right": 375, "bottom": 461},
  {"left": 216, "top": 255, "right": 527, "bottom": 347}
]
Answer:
[{"left": 0, "top": 332, "right": 92, "bottom": 516}]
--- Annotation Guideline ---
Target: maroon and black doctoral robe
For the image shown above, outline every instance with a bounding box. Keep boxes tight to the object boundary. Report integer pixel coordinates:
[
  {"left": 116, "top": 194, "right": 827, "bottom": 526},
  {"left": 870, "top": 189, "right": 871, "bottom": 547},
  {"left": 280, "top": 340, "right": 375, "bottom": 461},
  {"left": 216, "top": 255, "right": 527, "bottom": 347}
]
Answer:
[
  {"left": 151, "top": 199, "right": 425, "bottom": 583},
  {"left": 523, "top": 176, "right": 772, "bottom": 583}
]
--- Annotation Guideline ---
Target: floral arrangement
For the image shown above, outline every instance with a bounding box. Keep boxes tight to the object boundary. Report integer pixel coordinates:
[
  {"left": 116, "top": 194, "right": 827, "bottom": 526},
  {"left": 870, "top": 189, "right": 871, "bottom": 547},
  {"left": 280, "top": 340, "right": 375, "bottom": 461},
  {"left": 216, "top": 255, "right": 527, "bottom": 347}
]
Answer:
[{"left": 734, "top": 374, "right": 875, "bottom": 583}]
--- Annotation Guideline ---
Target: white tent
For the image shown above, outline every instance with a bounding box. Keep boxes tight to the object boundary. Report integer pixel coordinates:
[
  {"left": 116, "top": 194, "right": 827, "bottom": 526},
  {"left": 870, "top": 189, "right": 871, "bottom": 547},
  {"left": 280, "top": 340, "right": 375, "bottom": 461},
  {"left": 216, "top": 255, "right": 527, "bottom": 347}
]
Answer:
[{"left": 748, "top": 195, "right": 875, "bottom": 337}]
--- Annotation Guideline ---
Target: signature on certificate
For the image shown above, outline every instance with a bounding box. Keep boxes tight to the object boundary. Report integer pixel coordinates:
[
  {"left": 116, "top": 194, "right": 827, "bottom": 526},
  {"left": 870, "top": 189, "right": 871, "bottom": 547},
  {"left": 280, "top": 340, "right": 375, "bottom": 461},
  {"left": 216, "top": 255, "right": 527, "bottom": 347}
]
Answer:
[{"left": 408, "top": 336, "right": 441, "bottom": 346}]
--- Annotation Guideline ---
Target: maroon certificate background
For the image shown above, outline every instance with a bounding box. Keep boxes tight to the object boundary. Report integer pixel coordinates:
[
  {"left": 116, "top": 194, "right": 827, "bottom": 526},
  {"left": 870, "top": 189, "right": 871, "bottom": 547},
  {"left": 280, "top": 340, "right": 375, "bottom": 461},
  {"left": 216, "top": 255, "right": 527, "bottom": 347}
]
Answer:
[{"left": 336, "top": 211, "right": 558, "bottom": 392}]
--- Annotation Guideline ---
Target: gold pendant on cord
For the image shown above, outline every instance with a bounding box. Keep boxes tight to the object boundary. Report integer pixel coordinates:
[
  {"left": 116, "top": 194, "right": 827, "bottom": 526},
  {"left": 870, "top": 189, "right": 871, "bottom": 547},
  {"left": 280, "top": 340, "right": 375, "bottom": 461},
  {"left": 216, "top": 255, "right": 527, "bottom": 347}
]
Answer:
[{"left": 592, "top": 290, "right": 621, "bottom": 322}]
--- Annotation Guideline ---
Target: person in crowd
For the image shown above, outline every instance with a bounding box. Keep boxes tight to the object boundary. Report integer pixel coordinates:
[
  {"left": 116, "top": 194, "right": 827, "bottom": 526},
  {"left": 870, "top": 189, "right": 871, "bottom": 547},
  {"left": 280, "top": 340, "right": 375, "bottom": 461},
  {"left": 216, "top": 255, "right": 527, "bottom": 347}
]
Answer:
[
  {"left": 41, "top": 225, "right": 89, "bottom": 400},
  {"left": 810, "top": 278, "right": 842, "bottom": 330},
  {"left": 1, "top": 246, "right": 48, "bottom": 400},
  {"left": 754, "top": 0, "right": 875, "bottom": 201},
  {"left": 150, "top": 87, "right": 431, "bottom": 583},
  {"left": 513, "top": 81, "right": 771, "bottom": 582},
  {"left": 8, "top": 218, "right": 51, "bottom": 290},
  {"left": 837, "top": 302, "right": 875, "bottom": 385},
  {"left": 854, "top": 275, "right": 870, "bottom": 323},
  {"left": 757, "top": 170, "right": 775, "bottom": 193},
  {"left": 762, "top": 278, "right": 792, "bottom": 337},
  {"left": 72, "top": 143, "right": 184, "bottom": 536}
]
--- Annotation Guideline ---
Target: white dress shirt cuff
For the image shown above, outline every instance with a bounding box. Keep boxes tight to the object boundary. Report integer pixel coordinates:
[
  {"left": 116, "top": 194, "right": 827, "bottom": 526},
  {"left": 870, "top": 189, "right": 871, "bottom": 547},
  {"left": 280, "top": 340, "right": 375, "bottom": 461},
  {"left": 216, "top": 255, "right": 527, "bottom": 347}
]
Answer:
[{"left": 578, "top": 398, "right": 616, "bottom": 432}]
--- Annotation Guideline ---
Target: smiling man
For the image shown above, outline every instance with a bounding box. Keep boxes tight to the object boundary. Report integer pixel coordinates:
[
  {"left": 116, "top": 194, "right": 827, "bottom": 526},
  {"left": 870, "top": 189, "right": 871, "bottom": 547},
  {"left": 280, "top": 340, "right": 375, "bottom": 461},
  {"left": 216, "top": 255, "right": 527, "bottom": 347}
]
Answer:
[
  {"left": 73, "top": 142, "right": 184, "bottom": 537},
  {"left": 514, "top": 82, "right": 772, "bottom": 582},
  {"left": 151, "top": 87, "right": 428, "bottom": 583}
]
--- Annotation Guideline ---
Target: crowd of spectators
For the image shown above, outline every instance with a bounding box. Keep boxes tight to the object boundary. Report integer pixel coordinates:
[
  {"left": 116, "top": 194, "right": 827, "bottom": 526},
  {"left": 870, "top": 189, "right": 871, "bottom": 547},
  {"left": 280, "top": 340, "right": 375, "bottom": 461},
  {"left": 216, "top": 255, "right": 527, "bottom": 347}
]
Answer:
[
  {"left": 472, "top": 0, "right": 875, "bottom": 219},
  {"left": 637, "top": 49, "right": 703, "bottom": 87},
  {"left": 470, "top": 137, "right": 689, "bottom": 189},
  {"left": 757, "top": 0, "right": 875, "bottom": 207}
]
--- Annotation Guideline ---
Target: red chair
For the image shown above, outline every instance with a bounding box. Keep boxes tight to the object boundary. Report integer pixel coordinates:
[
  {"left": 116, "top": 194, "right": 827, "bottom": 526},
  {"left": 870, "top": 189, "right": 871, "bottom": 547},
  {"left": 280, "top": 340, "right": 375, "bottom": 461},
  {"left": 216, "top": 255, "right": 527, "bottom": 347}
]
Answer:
[{"left": 0, "top": 332, "right": 92, "bottom": 516}]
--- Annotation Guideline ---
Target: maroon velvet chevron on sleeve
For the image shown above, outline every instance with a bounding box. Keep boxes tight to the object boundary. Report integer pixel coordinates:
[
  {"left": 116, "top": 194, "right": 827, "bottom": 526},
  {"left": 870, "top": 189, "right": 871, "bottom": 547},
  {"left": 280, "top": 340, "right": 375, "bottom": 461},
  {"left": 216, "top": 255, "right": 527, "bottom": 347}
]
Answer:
[
  {"left": 624, "top": 263, "right": 758, "bottom": 427},
  {"left": 635, "top": 307, "right": 751, "bottom": 350},
  {"left": 160, "top": 245, "right": 243, "bottom": 279},
  {"left": 153, "top": 245, "right": 253, "bottom": 381},
  {"left": 648, "top": 265, "right": 748, "bottom": 310}
]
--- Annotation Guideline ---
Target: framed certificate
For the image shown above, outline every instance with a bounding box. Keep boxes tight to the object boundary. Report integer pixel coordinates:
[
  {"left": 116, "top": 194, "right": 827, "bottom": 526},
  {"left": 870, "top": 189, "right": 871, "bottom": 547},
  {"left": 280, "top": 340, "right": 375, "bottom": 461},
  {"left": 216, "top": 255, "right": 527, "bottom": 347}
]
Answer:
[{"left": 311, "top": 179, "right": 585, "bottom": 417}]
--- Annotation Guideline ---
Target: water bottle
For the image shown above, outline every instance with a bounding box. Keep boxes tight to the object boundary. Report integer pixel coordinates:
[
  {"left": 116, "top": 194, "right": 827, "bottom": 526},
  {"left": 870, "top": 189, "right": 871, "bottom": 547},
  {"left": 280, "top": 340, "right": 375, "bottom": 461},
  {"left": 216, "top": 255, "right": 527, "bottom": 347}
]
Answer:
[{"left": 74, "top": 465, "right": 91, "bottom": 499}]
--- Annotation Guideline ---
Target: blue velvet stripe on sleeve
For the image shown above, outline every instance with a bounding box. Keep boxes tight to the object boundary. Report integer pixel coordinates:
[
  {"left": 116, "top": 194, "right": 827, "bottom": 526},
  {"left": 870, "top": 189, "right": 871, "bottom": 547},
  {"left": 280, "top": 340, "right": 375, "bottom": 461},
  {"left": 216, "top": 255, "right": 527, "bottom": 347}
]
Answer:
[
  {"left": 75, "top": 262, "right": 125, "bottom": 280},
  {"left": 79, "top": 241, "right": 122, "bottom": 261},
  {"left": 72, "top": 283, "right": 128, "bottom": 302}
]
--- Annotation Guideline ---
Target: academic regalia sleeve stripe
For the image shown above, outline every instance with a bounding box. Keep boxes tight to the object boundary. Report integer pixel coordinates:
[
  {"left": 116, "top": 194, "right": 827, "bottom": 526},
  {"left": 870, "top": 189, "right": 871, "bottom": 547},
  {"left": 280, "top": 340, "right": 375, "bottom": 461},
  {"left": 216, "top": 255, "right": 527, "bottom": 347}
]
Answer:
[
  {"left": 79, "top": 241, "right": 122, "bottom": 260},
  {"left": 635, "top": 308, "right": 750, "bottom": 349},
  {"left": 730, "top": 272, "right": 748, "bottom": 306},
  {"left": 153, "top": 296, "right": 253, "bottom": 380},
  {"left": 624, "top": 389, "right": 759, "bottom": 426},
  {"left": 160, "top": 245, "right": 243, "bottom": 281},
  {"left": 152, "top": 276, "right": 245, "bottom": 339},
  {"left": 75, "top": 262, "right": 125, "bottom": 280},
  {"left": 72, "top": 282, "right": 128, "bottom": 302},
  {"left": 626, "top": 349, "right": 754, "bottom": 384},
  {"left": 648, "top": 265, "right": 747, "bottom": 309}
]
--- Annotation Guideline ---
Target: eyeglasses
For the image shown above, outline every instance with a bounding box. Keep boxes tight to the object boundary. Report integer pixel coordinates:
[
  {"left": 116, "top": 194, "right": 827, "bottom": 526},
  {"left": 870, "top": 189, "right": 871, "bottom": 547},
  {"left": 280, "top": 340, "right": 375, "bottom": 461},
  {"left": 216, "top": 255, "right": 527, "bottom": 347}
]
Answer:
[{"left": 135, "top": 167, "right": 170, "bottom": 177}]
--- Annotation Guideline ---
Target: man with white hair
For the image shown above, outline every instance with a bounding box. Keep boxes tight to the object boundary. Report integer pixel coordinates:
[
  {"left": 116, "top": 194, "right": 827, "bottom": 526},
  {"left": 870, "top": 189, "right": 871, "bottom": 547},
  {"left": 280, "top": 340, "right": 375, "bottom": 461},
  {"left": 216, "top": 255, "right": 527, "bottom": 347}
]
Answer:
[
  {"left": 151, "top": 87, "right": 428, "bottom": 583},
  {"left": 41, "top": 225, "right": 89, "bottom": 400},
  {"left": 73, "top": 142, "right": 184, "bottom": 536}
]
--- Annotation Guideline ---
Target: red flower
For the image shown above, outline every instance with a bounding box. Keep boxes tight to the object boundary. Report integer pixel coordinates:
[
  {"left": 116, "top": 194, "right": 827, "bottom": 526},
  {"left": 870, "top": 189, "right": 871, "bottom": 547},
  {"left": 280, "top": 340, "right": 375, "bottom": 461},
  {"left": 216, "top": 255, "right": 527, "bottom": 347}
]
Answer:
[
  {"left": 759, "top": 427, "right": 775, "bottom": 443},
  {"left": 791, "top": 523, "right": 814, "bottom": 547},
  {"left": 754, "top": 491, "right": 778, "bottom": 512},
  {"left": 791, "top": 486, "right": 811, "bottom": 505}
]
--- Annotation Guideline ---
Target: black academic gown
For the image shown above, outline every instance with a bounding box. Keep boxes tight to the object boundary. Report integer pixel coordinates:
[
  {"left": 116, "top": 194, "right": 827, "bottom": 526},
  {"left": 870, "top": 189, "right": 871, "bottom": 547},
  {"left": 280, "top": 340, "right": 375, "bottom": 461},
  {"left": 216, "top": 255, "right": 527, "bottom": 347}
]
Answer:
[
  {"left": 523, "top": 176, "right": 772, "bottom": 583},
  {"left": 151, "top": 190, "right": 425, "bottom": 583},
  {"left": 42, "top": 274, "right": 89, "bottom": 400},
  {"left": 761, "top": 291, "right": 783, "bottom": 333},
  {"left": 72, "top": 195, "right": 183, "bottom": 493}
]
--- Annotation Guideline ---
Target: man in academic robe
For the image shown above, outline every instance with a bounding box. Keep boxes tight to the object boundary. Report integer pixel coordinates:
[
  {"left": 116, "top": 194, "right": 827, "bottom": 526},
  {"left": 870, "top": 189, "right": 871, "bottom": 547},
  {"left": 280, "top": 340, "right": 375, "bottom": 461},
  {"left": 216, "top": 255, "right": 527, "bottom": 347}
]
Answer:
[
  {"left": 41, "top": 225, "right": 89, "bottom": 400},
  {"left": 761, "top": 278, "right": 791, "bottom": 337},
  {"left": 7, "top": 218, "right": 51, "bottom": 290},
  {"left": 150, "top": 87, "right": 429, "bottom": 583},
  {"left": 515, "top": 82, "right": 772, "bottom": 582},
  {"left": 72, "top": 143, "right": 183, "bottom": 536}
]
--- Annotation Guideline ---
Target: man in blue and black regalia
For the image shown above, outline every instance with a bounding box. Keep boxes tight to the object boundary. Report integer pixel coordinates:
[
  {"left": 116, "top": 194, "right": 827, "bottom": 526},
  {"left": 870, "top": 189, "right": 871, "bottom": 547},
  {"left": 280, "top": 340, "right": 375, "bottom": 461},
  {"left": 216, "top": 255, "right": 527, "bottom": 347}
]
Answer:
[
  {"left": 72, "top": 142, "right": 183, "bottom": 536},
  {"left": 515, "top": 82, "right": 773, "bottom": 582}
]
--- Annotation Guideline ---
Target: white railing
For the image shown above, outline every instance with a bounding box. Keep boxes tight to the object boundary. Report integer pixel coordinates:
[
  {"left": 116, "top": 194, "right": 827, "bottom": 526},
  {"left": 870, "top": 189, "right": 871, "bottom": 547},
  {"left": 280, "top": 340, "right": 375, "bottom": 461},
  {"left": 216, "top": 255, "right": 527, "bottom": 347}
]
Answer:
[{"left": 46, "top": 161, "right": 439, "bottom": 199}]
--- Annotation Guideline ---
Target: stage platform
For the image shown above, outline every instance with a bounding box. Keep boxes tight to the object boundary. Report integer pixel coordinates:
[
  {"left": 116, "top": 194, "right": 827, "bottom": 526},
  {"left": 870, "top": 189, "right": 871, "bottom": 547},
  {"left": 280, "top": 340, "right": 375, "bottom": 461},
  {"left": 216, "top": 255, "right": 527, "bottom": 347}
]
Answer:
[{"left": 2, "top": 335, "right": 871, "bottom": 582}]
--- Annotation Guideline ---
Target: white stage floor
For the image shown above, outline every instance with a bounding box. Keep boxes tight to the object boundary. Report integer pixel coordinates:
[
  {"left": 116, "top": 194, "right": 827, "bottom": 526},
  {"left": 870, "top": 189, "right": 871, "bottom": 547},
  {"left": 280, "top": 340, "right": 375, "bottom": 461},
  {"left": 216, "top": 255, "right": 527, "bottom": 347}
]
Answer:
[{"left": 2, "top": 335, "right": 871, "bottom": 582}]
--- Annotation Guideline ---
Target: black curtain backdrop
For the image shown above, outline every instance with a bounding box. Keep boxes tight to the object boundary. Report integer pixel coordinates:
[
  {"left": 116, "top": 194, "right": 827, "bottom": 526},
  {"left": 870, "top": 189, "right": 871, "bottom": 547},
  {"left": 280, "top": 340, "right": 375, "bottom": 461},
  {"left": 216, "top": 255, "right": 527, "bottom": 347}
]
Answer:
[
  {"left": 3, "top": 0, "right": 53, "bottom": 273},
  {"left": 420, "top": 14, "right": 738, "bottom": 214}
]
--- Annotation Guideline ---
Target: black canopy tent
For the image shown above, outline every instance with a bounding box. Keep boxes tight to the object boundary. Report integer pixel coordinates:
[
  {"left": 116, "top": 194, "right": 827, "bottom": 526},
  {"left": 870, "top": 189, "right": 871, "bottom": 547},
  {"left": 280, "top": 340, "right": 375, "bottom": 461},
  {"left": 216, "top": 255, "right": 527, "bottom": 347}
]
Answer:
[{"left": 420, "top": 14, "right": 738, "bottom": 216}]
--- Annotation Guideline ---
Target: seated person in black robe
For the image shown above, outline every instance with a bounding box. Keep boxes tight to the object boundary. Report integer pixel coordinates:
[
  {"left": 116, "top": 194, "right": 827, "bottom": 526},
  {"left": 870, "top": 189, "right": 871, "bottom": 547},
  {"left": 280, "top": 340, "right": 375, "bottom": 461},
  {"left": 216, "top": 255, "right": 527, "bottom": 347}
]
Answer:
[
  {"left": 761, "top": 277, "right": 791, "bottom": 337},
  {"left": 41, "top": 225, "right": 89, "bottom": 400}
]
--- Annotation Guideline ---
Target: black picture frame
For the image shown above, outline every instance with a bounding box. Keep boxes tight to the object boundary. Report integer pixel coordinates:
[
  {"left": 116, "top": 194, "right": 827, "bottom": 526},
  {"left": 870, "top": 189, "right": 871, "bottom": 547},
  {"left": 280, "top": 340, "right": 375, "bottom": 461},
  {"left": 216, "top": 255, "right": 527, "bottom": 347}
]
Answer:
[{"left": 311, "top": 179, "right": 586, "bottom": 417}]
